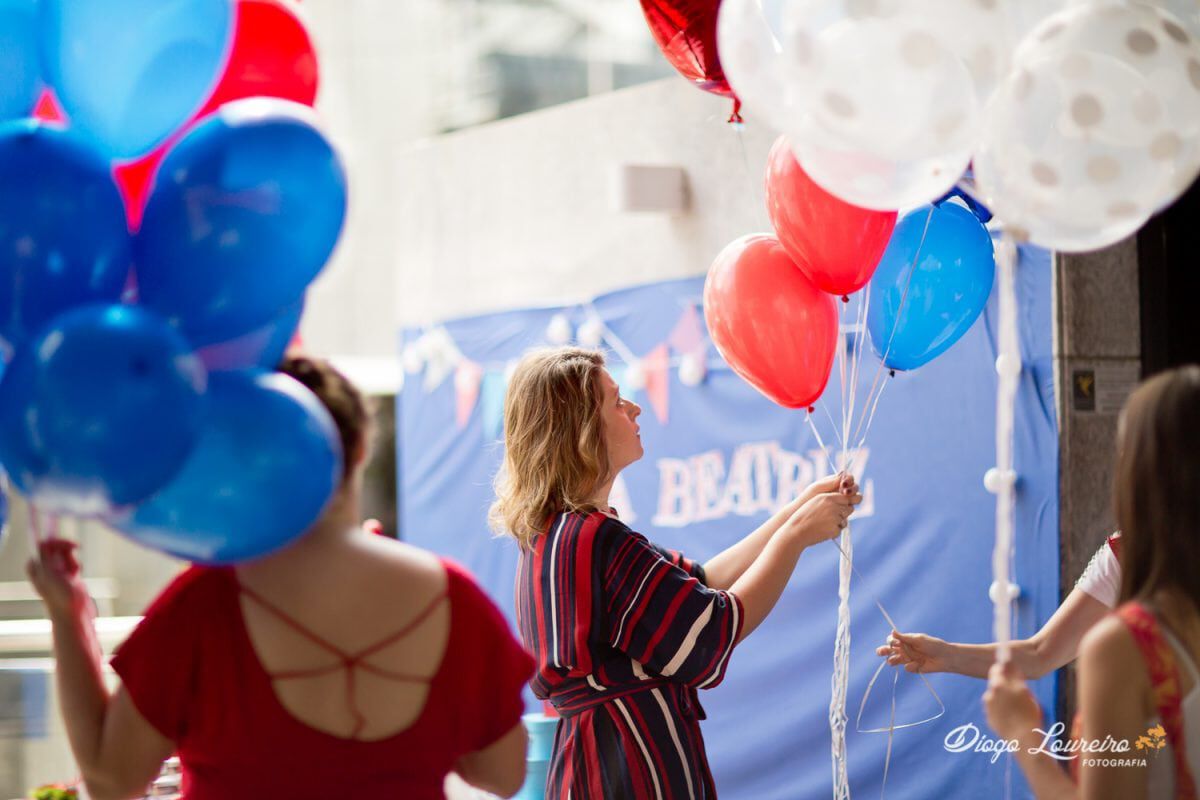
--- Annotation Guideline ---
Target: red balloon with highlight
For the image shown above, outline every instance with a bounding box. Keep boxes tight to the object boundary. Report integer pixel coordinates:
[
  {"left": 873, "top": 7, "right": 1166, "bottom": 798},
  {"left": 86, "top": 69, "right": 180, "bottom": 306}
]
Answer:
[
  {"left": 766, "top": 136, "right": 897, "bottom": 297},
  {"left": 639, "top": 0, "right": 738, "bottom": 106},
  {"left": 704, "top": 234, "right": 838, "bottom": 409}
]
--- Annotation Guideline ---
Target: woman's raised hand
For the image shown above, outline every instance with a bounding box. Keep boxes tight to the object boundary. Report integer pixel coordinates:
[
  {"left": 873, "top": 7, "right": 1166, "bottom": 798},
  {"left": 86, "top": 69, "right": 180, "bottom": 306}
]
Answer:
[
  {"left": 782, "top": 480, "right": 862, "bottom": 548},
  {"left": 27, "top": 538, "right": 91, "bottom": 621},
  {"left": 785, "top": 472, "right": 860, "bottom": 513}
]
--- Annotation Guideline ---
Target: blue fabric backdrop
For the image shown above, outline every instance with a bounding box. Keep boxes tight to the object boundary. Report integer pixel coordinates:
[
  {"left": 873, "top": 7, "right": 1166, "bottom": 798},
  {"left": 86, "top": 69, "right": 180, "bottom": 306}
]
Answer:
[{"left": 398, "top": 244, "right": 1059, "bottom": 799}]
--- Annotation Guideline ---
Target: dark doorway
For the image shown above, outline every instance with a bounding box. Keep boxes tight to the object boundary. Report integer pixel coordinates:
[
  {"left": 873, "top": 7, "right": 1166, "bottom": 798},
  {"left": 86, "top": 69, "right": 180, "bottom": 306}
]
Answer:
[{"left": 1138, "top": 178, "right": 1200, "bottom": 375}]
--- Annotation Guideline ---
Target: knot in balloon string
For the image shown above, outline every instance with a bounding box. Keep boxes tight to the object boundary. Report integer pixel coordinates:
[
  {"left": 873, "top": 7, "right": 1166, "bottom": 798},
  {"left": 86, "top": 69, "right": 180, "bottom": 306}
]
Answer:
[
  {"left": 727, "top": 99, "right": 743, "bottom": 126},
  {"left": 888, "top": 369, "right": 895, "bottom": 379},
  {"left": 841, "top": 295, "right": 850, "bottom": 303}
]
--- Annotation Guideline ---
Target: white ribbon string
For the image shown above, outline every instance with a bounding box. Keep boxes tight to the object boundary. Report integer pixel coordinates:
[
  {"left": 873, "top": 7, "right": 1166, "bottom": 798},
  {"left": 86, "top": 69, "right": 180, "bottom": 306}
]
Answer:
[
  {"left": 807, "top": 413, "right": 946, "bottom": 800},
  {"left": 991, "top": 233, "right": 1021, "bottom": 662},
  {"left": 849, "top": 206, "right": 935, "bottom": 451}
]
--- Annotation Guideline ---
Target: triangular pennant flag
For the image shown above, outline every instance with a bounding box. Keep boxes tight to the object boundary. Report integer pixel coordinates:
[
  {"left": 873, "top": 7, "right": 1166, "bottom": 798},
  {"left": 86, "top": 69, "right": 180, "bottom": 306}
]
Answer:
[
  {"left": 480, "top": 370, "right": 507, "bottom": 441},
  {"left": 454, "top": 360, "right": 484, "bottom": 428},
  {"left": 668, "top": 304, "right": 704, "bottom": 355},
  {"left": 642, "top": 344, "right": 670, "bottom": 425},
  {"left": 422, "top": 328, "right": 460, "bottom": 392}
]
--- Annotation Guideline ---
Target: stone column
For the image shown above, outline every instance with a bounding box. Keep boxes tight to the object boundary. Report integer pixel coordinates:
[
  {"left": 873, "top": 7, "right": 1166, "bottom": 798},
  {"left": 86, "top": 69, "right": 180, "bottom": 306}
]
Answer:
[{"left": 1053, "top": 235, "right": 1141, "bottom": 720}]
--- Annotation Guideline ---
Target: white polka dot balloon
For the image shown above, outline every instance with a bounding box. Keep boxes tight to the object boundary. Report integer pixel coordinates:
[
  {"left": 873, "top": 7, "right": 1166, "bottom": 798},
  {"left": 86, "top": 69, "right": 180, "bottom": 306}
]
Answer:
[
  {"left": 1088, "top": 0, "right": 1200, "bottom": 40},
  {"left": 717, "top": 0, "right": 794, "bottom": 130},
  {"left": 776, "top": 0, "right": 981, "bottom": 209},
  {"left": 975, "top": 1, "right": 1200, "bottom": 252}
]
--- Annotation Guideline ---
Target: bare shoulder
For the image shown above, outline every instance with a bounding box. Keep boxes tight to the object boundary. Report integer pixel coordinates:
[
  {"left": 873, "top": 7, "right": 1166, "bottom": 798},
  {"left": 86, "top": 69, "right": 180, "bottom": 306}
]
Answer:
[
  {"left": 1080, "top": 615, "right": 1135, "bottom": 660},
  {"left": 1078, "top": 615, "right": 1147, "bottom": 690},
  {"left": 352, "top": 534, "right": 448, "bottom": 595}
]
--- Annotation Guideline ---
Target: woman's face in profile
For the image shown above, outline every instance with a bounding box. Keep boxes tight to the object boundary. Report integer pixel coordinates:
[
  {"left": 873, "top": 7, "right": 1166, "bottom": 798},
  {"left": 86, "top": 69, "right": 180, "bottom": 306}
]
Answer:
[{"left": 598, "top": 369, "right": 643, "bottom": 473}]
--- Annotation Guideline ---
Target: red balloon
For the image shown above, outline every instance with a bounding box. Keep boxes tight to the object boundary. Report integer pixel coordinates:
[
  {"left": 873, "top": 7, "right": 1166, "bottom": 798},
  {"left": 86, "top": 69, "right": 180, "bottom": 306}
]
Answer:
[
  {"left": 207, "top": 0, "right": 319, "bottom": 109},
  {"left": 704, "top": 234, "right": 838, "bottom": 409},
  {"left": 640, "top": 0, "right": 737, "bottom": 103},
  {"left": 113, "top": 0, "right": 319, "bottom": 230},
  {"left": 766, "top": 136, "right": 897, "bottom": 298},
  {"left": 32, "top": 89, "right": 67, "bottom": 124}
]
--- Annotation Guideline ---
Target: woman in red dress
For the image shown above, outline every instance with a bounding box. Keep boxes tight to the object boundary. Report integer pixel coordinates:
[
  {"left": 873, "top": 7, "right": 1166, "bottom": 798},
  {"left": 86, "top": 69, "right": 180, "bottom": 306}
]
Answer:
[
  {"left": 493, "top": 347, "right": 862, "bottom": 799},
  {"left": 28, "top": 355, "right": 534, "bottom": 799}
]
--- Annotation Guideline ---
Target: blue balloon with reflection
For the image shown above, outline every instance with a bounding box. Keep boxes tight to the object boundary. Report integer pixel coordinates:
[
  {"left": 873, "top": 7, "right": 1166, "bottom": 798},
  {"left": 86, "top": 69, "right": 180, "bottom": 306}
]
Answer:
[
  {"left": 136, "top": 100, "right": 346, "bottom": 348},
  {"left": 38, "top": 0, "right": 233, "bottom": 158},
  {"left": 110, "top": 369, "right": 342, "bottom": 564},
  {"left": 0, "top": 305, "right": 206, "bottom": 515},
  {"left": 867, "top": 202, "right": 996, "bottom": 371},
  {"left": 0, "top": 122, "right": 131, "bottom": 355},
  {"left": 0, "top": 0, "right": 42, "bottom": 123}
]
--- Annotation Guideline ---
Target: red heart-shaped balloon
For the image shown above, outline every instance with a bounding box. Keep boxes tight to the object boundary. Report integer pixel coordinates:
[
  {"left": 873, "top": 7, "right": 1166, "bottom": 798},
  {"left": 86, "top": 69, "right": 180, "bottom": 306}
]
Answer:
[
  {"left": 704, "top": 234, "right": 838, "bottom": 409},
  {"left": 640, "top": 0, "right": 733, "bottom": 98},
  {"left": 766, "top": 136, "right": 896, "bottom": 297}
]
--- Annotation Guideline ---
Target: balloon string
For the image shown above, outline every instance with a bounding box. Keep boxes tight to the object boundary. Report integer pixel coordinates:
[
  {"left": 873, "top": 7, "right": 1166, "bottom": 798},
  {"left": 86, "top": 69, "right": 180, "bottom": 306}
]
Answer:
[
  {"left": 852, "top": 287, "right": 869, "bottom": 425},
  {"left": 850, "top": 376, "right": 892, "bottom": 461},
  {"left": 806, "top": 424, "right": 946, "bottom": 737},
  {"left": 731, "top": 124, "right": 769, "bottom": 231},
  {"left": 818, "top": 401, "right": 844, "bottom": 451},
  {"left": 805, "top": 411, "right": 838, "bottom": 467},
  {"left": 848, "top": 205, "right": 935, "bottom": 451},
  {"left": 836, "top": 301, "right": 850, "bottom": 467}
]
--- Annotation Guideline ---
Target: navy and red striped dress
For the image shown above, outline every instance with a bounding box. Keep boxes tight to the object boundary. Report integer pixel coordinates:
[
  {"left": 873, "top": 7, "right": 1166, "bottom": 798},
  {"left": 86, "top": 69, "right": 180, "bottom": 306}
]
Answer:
[{"left": 516, "top": 510, "right": 744, "bottom": 799}]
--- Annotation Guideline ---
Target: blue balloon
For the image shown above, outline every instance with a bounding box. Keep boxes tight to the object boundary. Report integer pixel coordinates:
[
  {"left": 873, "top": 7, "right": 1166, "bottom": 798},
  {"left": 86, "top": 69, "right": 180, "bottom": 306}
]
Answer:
[
  {"left": 110, "top": 369, "right": 342, "bottom": 564},
  {"left": 0, "top": 305, "right": 207, "bottom": 515},
  {"left": 39, "top": 0, "right": 233, "bottom": 158},
  {"left": 0, "top": 122, "right": 131, "bottom": 354},
  {"left": 867, "top": 203, "right": 996, "bottom": 371},
  {"left": 193, "top": 295, "right": 304, "bottom": 372},
  {"left": 136, "top": 100, "right": 347, "bottom": 347},
  {"left": 0, "top": 0, "right": 42, "bottom": 123}
]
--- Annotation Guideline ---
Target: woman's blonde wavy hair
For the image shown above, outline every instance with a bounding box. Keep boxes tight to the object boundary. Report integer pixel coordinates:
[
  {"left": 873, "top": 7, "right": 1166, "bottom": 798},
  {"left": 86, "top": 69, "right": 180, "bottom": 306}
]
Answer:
[{"left": 489, "top": 347, "right": 611, "bottom": 548}]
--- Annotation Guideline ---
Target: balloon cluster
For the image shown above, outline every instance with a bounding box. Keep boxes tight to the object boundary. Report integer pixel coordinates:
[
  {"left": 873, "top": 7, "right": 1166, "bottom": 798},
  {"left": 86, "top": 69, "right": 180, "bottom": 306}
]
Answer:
[
  {"left": 718, "top": 0, "right": 1200, "bottom": 252},
  {"left": 705, "top": 136, "right": 996, "bottom": 409},
  {"left": 0, "top": 0, "right": 348, "bottom": 564}
]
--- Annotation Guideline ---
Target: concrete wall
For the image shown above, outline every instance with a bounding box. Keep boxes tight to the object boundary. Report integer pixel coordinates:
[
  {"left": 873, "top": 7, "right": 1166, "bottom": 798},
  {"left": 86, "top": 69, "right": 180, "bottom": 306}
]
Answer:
[{"left": 386, "top": 79, "right": 774, "bottom": 328}]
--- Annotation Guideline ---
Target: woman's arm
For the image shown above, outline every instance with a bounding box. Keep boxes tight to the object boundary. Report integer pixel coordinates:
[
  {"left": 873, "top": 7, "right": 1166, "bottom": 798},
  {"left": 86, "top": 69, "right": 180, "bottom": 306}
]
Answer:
[
  {"left": 1076, "top": 617, "right": 1152, "bottom": 800},
  {"left": 879, "top": 586, "right": 1111, "bottom": 679},
  {"left": 28, "top": 541, "right": 173, "bottom": 800},
  {"left": 454, "top": 722, "right": 528, "bottom": 798},
  {"left": 983, "top": 617, "right": 1152, "bottom": 800},
  {"left": 731, "top": 487, "right": 861, "bottom": 641},
  {"left": 704, "top": 474, "right": 851, "bottom": 590},
  {"left": 984, "top": 661, "right": 1079, "bottom": 800}
]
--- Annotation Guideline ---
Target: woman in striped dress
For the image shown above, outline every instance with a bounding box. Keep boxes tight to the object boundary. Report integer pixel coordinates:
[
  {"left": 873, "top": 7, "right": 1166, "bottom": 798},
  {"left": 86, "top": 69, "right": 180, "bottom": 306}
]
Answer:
[{"left": 491, "top": 347, "right": 861, "bottom": 799}]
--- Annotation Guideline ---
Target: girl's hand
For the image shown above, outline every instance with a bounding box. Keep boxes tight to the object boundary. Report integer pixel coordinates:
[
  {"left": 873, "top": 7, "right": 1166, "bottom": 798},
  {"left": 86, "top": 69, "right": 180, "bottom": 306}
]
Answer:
[
  {"left": 875, "top": 631, "right": 953, "bottom": 674},
  {"left": 27, "top": 539, "right": 91, "bottom": 622},
  {"left": 983, "top": 661, "right": 1043, "bottom": 742}
]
